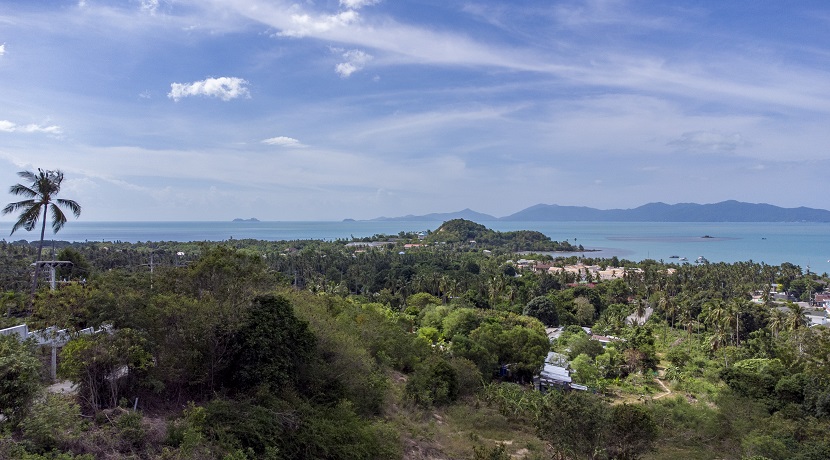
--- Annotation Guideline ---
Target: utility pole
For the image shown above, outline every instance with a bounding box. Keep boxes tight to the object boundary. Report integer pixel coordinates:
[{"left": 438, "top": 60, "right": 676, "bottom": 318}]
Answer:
[
  {"left": 32, "top": 260, "right": 73, "bottom": 291},
  {"left": 142, "top": 251, "right": 155, "bottom": 290}
]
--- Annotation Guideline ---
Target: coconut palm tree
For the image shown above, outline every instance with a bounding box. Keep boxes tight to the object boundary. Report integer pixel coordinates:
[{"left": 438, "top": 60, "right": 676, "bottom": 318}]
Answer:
[
  {"left": 727, "top": 298, "right": 750, "bottom": 347},
  {"left": 767, "top": 307, "right": 787, "bottom": 338},
  {"left": 701, "top": 299, "right": 728, "bottom": 332},
  {"left": 785, "top": 302, "right": 810, "bottom": 332},
  {"left": 3, "top": 169, "right": 81, "bottom": 302}
]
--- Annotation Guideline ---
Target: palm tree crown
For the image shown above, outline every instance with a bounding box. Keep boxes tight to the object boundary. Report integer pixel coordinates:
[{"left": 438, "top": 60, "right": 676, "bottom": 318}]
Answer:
[{"left": 3, "top": 169, "right": 81, "bottom": 236}]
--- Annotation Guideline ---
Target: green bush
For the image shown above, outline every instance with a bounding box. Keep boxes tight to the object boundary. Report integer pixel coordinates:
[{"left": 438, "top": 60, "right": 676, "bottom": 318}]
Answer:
[
  {"left": 20, "top": 394, "right": 86, "bottom": 453},
  {"left": 666, "top": 346, "right": 691, "bottom": 367},
  {"left": 472, "top": 443, "right": 510, "bottom": 460},
  {"left": 406, "top": 355, "right": 459, "bottom": 407},
  {"left": 115, "top": 410, "right": 146, "bottom": 449},
  {"left": 450, "top": 357, "right": 483, "bottom": 399},
  {"left": 0, "top": 335, "right": 42, "bottom": 426}
]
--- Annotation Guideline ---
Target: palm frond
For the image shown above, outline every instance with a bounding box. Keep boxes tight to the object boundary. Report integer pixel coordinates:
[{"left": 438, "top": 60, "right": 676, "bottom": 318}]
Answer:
[
  {"left": 10, "top": 204, "right": 42, "bottom": 235},
  {"left": 17, "top": 170, "right": 38, "bottom": 182},
  {"left": 56, "top": 198, "right": 82, "bottom": 218},
  {"left": 50, "top": 205, "right": 69, "bottom": 233},
  {"left": 8, "top": 183, "right": 37, "bottom": 198},
  {"left": 2, "top": 200, "right": 36, "bottom": 216}
]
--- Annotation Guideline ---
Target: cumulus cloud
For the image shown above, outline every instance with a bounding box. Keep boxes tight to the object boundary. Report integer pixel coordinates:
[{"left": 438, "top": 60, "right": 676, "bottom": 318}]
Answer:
[
  {"left": 168, "top": 77, "right": 250, "bottom": 101},
  {"left": 335, "top": 49, "right": 372, "bottom": 78},
  {"left": 276, "top": 10, "right": 358, "bottom": 38},
  {"left": 668, "top": 130, "right": 745, "bottom": 153},
  {"left": 140, "top": 0, "right": 159, "bottom": 15},
  {"left": 261, "top": 136, "right": 306, "bottom": 148},
  {"left": 0, "top": 43, "right": 5, "bottom": 56},
  {"left": 0, "top": 120, "right": 62, "bottom": 135},
  {"left": 340, "top": 0, "right": 380, "bottom": 9}
]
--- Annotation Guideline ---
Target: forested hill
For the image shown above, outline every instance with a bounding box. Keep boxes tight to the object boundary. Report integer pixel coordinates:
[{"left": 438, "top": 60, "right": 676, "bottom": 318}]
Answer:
[
  {"left": 365, "top": 200, "right": 830, "bottom": 222},
  {"left": 502, "top": 200, "right": 830, "bottom": 222},
  {"left": 426, "top": 219, "right": 583, "bottom": 252}
]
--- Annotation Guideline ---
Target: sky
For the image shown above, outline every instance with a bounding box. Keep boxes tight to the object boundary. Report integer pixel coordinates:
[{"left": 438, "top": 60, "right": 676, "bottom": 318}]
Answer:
[{"left": 1, "top": 0, "right": 829, "bottom": 222}]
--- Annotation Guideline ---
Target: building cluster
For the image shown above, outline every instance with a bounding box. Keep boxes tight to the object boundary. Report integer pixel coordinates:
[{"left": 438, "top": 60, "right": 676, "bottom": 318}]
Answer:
[
  {"left": 535, "top": 327, "right": 623, "bottom": 393},
  {"left": 513, "top": 259, "right": 677, "bottom": 282},
  {"left": 751, "top": 286, "right": 830, "bottom": 327}
]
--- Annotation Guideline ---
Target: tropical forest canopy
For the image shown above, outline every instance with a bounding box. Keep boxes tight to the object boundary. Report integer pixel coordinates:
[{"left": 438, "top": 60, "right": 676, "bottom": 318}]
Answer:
[{"left": 1, "top": 220, "right": 829, "bottom": 459}]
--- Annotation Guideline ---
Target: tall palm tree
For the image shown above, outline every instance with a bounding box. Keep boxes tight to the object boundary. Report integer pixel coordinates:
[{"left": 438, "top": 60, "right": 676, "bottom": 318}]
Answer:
[
  {"left": 727, "top": 298, "right": 749, "bottom": 347},
  {"left": 785, "top": 302, "right": 809, "bottom": 332},
  {"left": 767, "top": 307, "right": 787, "bottom": 338},
  {"left": 3, "top": 169, "right": 81, "bottom": 301}
]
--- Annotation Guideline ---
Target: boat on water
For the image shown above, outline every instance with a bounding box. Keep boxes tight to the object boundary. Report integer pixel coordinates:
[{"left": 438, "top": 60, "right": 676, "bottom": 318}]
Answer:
[
  {"left": 679, "top": 257, "right": 688, "bottom": 261},
  {"left": 696, "top": 256, "right": 709, "bottom": 264},
  {"left": 669, "top": 255, "right": 679, "bottom": 259}
]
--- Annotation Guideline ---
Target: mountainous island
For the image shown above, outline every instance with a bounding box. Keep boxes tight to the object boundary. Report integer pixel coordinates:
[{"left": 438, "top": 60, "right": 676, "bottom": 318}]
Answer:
[{"left": 368, "top": 200, "right": 830, "bottom": 222}]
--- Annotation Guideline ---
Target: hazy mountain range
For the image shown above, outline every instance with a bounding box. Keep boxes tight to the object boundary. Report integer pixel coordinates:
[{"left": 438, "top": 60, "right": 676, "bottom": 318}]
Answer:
[{"left": 367, "top": 201, "right": 830, "bottom": 222}]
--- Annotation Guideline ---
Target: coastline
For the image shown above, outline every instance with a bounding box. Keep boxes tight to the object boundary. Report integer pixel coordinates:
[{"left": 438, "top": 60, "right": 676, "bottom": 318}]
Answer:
[{"left": 1, "top": 221, "right": 828, "bottom": 274}]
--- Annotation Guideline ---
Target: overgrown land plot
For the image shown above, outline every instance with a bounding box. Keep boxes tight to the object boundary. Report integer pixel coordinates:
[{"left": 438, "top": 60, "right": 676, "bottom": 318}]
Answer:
[{"left": 2, "top": 219, "right": 829, "bottom": 459}]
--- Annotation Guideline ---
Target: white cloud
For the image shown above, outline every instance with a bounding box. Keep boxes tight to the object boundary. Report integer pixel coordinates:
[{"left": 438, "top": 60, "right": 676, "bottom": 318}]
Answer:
[
  {"left": 0, "top": 43, "right": 5, "bottom": 56},
  {"left": 141, "top": 0, "right": 160, "bottom": 15},
  {"left": 262, "top": 136, "right": 306, "bottom": 148},
  {"left": 335, "top": 49, "right": 372, "bottom": 78},
  {"left": 340, "top": 0, "right": 379, "bottom": 10},
  {"left": 276, "top": 10, "right": 359, "bottom": 38},
  {"left": 0, "top": 120, "right": 62, "bottom": 135},
  {"left": 168, "top": 77, "right": 250, "bottom": 101}
]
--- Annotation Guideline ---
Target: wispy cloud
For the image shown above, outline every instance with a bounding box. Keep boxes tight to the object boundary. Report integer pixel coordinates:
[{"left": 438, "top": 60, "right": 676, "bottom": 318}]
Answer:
[
  {"left": 0, "top": 43, "right": 5, "bottom": 56},
  {"left": 262, "top": 136, "right": 306, "bottom": 148},
  {"left": 340, "top": 0, "right": 379, "bottom": 10},
  {"left": 552, "top": 0, "right": 671, "bottom": 29},
  {"left": 335, "top": 49, "right": 372, "bottom": 77},
  {"left": 0, "top": 120, "right": 62, "bottom": 135},
  {"left": 668, "top": 130, "right": 746, "bottom": 154},
  {"left": 168, "top": 77, "right": 250, "bottom": 101},
  {"left": 140, "top": 0, "right": 160, "bottom": 15}
]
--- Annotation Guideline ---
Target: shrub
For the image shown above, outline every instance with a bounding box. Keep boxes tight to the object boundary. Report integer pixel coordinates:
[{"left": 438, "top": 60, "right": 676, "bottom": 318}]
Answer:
[
  {"left": 0, "top": 335, "right": 41, "bottom": 427},
  {"left": 406, "top": 356, "right": 459, "bottom": 407},
  {"left": 20, "top": 394, "right": 86, "bottom": 453}
]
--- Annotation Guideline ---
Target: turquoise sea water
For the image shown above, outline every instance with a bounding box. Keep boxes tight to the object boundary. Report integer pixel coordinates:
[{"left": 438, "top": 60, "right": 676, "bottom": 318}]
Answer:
[{"left": 2, "top": 221, "right": 829, "bottom": 275}]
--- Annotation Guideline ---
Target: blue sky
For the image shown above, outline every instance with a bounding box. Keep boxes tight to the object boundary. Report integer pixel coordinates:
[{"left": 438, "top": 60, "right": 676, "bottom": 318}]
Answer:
[{"left": 1, "top": 0, "right": 829, "bottom": 222}]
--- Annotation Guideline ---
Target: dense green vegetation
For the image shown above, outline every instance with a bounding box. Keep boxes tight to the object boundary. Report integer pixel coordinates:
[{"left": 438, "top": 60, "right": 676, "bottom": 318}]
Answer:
[
  {"left": 2, "top": 222, "right": 830, "bottom": 459},
  {"left": 425, "top": 219, "right": 584, "bottom": 252}
]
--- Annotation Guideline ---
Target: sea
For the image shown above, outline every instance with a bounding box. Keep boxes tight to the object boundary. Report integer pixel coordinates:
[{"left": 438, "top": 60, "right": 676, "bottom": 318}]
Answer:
[{"left": 1, "top": 221, "right": 829, "bottom": 275}]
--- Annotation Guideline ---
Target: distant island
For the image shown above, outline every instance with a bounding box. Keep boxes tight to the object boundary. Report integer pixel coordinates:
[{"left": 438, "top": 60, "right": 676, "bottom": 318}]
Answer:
[
  {"left": 369, "top": 208, "right": 496, "bottom": 222},
  {"left": 232, "top": 218, "right": 260, "bottom": 222},
  {"left": 364, "top": 200, "right": 830, "bottom": 223}
]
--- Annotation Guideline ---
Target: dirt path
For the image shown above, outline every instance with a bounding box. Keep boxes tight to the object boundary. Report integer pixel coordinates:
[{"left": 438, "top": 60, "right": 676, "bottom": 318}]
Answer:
[
  {"left": 47, "top": 380, "right": 77, "bottom": 395},
  {"left": 653, "top": 377, "right": 672, "bottom": 400}
]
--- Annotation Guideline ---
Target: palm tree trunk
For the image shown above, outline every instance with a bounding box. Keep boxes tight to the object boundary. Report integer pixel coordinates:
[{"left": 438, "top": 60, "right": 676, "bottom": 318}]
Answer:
[
  {"left": 735, "top": 312, "right": 740, "bottom": 347},
  {"left": 28, "top": 205, "right": 48, "bottom": 312}
]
